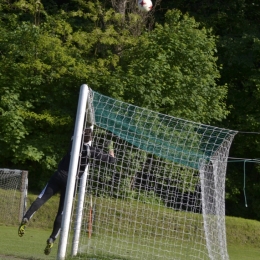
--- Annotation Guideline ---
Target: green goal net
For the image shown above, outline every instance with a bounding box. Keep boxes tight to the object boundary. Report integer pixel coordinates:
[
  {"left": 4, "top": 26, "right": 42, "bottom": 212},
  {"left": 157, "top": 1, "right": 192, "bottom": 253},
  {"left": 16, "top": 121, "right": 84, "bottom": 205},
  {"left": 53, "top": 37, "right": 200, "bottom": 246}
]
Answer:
[{"left": 61, "top": 85, "right": 237, "bottom": 260}]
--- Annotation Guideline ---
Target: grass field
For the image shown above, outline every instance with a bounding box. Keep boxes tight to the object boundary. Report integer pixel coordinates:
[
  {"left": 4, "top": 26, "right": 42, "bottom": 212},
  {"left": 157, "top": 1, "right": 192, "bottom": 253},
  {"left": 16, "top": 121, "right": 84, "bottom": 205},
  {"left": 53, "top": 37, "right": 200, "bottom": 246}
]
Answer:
[
  {"left": 0, "top": 225, "right": 260, "bottom": 260},
  {"left": 1, "top": 193, "right": 260, "bottom": 260},
  {"left": 0, "top": 225, "right": 58, "bottom": 260}
]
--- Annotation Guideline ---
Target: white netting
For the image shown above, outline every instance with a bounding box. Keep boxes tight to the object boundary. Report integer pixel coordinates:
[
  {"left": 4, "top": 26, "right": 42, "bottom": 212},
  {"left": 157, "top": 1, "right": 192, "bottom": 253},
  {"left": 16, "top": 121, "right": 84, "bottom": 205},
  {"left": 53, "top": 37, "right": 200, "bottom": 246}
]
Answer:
[
  {"left": 66, "top": 88, "right": 237, "bottom": 260},
  {"left": 0, "top": 168, "right": 28, "bottom": 225}
]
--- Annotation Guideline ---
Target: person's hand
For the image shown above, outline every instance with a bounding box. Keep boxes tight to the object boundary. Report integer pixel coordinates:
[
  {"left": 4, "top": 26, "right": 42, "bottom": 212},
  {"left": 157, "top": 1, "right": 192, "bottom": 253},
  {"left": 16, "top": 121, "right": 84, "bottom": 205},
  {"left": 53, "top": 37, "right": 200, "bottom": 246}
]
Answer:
[
  {"left": 109, "top": 149, "right": 114, "bottom": 157},
  {"left": 106, "top": 141, "right": 114, "bottom": 157}
]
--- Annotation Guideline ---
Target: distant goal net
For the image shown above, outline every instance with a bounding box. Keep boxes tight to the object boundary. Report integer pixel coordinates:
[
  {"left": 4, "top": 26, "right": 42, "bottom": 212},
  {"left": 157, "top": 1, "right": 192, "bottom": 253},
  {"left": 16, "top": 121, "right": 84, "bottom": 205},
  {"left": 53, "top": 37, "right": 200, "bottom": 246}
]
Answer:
[
  {"left": 58, "top": 84, "right": 237, "bottom": 260},
  {"left": 0, "top": 169, "right": 28, "bottom": 225}
]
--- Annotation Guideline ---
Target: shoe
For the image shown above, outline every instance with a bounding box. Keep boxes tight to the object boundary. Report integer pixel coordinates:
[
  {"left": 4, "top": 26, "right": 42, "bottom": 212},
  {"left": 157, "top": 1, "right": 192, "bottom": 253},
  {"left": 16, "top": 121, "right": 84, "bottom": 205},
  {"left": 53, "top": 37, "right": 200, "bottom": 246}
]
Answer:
[
  {"left": 18, "top": 218, "right": 28, "bottom": 237},
  {"left": 44, "top": 238, "right": 54, "bottom": 255}
]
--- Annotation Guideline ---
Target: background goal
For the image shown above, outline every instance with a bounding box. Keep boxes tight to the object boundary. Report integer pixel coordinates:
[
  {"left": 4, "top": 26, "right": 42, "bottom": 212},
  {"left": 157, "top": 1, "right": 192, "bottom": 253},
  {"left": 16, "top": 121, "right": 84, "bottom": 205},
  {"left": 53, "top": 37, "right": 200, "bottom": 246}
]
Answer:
[
  {"left": 0, "top": 168, "right": 28, "bottom": 225},
  {"left": 59, "top": 84, "right": 237, "bottom": 260}
]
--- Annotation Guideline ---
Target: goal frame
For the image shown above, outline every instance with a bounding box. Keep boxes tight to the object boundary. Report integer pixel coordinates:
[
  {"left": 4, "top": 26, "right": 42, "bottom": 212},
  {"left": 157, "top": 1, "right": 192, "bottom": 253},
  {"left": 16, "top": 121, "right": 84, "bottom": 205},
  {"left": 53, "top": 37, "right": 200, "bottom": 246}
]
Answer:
[
  {"left": 57, "top": 84, "right": 236, "bottom": 260},
  {"left": 57, "top": 84, "right": 91, "bottom": 259},
  {"left": 0, "top": 168, "right": 28, "bottom": 224}
]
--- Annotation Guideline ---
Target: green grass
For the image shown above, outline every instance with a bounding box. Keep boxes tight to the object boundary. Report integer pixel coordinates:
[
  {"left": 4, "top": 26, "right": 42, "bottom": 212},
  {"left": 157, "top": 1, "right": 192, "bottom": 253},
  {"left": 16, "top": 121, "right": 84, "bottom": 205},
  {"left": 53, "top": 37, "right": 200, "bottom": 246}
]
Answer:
[
  {"left": 226, "top": 216, "right": 260, "bottom": 246},
  {"left": 226, "top": 217, "right": 260, "bottom": 260},
  {"left": 228, "top": 244, "right": 260, "bottom": 260},
  {"left": 0, "top": 225, "right": 58, "bottom": 260},
  {"left": 1, "top": 193, "right": 260, "bottom": 259},
  {"left": 0, "top": 225, "right": 260, "bottom": 260}
]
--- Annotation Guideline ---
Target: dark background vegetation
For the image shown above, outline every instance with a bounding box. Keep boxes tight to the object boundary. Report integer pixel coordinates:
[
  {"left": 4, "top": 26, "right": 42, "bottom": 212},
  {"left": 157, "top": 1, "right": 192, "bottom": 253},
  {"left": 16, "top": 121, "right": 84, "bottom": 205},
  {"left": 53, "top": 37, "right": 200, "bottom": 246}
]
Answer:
[{"left": 0, "top": 0, "right": 260, "bottom": 220}]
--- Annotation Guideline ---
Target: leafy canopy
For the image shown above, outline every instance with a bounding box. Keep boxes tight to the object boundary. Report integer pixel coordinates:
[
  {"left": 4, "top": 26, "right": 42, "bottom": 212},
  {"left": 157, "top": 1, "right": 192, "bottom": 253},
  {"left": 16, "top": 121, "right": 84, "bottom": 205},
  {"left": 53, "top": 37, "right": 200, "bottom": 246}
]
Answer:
[{"left": 99, "top": 10, "right": 228, "bottom": 123}]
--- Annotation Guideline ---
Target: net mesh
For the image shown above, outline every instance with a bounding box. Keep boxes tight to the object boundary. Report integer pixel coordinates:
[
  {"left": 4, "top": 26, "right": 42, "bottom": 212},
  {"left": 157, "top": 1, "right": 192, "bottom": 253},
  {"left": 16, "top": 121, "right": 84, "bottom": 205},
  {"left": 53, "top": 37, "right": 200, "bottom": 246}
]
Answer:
[
  {"left": 71, "top": 89, "right": 237, "bottom": 260},
  {"left": 0, "top": 169, "right": 27, "bottom": 225},
  {"left": 93, "top": 91, "right": 236, "bottom": 169}
]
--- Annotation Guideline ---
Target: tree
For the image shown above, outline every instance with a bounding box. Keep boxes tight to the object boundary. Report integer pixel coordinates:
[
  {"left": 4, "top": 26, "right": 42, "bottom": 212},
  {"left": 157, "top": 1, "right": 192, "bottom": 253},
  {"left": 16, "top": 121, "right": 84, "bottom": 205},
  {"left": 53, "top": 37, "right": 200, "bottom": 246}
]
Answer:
[
  {"left": 0, "top": 1, "right": 230, "bottom": 194},
  {"left": 0, "top": 1, "right": 89, "bottom": 188},
  {"left": 0, "top": 0, "right": 155, "bottom": 188},
  {"left": 100, "top": 9, "right": 229, "bottom": 124},
  {"left": 157, "top": 0, "right": 260, "bottom": 220}
]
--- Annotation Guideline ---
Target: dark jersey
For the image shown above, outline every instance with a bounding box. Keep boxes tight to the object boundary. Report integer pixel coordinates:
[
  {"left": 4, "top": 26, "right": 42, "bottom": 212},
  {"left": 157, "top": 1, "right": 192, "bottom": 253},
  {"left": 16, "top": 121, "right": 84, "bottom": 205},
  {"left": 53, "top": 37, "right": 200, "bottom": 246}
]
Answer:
[{"left": 57, "top": 141, "right": 115, "bottom": 175}]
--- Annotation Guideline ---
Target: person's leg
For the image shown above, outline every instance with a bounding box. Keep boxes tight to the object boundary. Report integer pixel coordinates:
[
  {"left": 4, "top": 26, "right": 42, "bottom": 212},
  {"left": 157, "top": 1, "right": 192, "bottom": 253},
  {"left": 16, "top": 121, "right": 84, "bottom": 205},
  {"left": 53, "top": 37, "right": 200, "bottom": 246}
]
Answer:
[
  {"left": 50, "top": 189, "right": 65, "bottom": 240},
  {"left": 18, "top": 173, "right": 60, "bottom": 237},
  {"left": 44, "top": 186, "right": 66, "bottom": 255},
  {"left": 24, "top": 185, "right": 55, "bottom": 220}
]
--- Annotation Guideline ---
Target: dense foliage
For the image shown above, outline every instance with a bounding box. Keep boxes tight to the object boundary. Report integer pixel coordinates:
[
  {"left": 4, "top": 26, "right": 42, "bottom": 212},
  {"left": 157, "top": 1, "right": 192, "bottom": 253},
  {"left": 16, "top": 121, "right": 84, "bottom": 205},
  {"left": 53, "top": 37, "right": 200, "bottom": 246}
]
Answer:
[
  {"left": 158, "top": 0, "right": 260, "bottom": 221},
  {"left": 0, "top": 0, "right": 260, "bottom": 220}
]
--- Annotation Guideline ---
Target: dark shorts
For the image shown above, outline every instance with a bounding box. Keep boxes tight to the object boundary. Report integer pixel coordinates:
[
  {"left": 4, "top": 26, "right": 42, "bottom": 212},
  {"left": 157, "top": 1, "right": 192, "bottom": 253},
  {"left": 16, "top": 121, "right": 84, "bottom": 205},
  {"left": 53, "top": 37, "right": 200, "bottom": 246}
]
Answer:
[{"left": 38, "top": 170, "right": 68, "bottom": 199}]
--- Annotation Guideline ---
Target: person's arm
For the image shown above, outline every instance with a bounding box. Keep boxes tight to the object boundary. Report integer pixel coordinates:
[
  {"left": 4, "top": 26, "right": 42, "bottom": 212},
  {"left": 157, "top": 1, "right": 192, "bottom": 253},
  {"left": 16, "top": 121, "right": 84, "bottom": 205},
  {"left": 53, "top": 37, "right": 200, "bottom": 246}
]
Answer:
[{"left": 89, "top": 146, "right": 115, "bottom": 163}]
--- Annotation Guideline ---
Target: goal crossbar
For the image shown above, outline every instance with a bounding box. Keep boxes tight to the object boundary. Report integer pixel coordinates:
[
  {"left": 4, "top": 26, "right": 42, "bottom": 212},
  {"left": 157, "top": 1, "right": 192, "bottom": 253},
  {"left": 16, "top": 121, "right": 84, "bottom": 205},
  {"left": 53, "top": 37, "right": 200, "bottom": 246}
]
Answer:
[
  {"left": 58, "top": 85, "right": 237, "bottom": 260},
  {"left": 93, "top": 91, "right": 236, "bottom": 169}
]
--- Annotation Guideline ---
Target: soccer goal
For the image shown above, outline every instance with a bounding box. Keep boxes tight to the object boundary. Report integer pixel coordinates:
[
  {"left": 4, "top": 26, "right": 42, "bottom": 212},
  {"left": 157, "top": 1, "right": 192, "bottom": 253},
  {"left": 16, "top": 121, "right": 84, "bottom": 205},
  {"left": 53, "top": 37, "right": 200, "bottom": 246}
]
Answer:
[
  {"left": 58, "top": 84, "right": 237, "bottom": 260},
  {"left": 0, "top": 168, "right": 28, "bottom": 225}
]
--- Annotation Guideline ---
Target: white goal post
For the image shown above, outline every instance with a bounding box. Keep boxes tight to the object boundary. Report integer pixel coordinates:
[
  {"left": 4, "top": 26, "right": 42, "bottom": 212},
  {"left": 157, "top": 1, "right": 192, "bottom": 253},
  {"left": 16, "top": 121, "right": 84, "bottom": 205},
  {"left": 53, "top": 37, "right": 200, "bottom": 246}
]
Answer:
[
  {"left": 57, "top": 84, "right": 237, "bottom": 260},
  {"left": 0, "top": 168, "right": 28, "bottom": 225}
]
